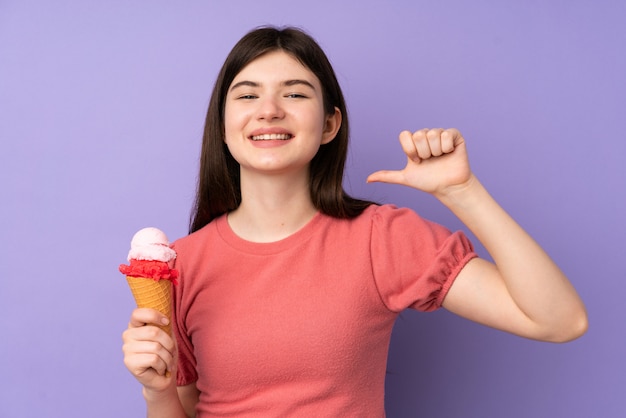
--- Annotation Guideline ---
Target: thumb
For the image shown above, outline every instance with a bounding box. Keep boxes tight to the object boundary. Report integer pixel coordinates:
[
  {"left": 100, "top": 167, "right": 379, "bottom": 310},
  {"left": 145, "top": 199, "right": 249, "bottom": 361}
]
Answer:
[{"left": 366, "top": 170, "right": 405, "bottom": 185}]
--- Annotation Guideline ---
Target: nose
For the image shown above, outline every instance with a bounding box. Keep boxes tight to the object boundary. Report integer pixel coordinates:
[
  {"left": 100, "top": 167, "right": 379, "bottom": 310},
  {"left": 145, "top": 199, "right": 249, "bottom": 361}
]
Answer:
[{"left": 256, "top": 96, "right": 285, "bottom": 121}]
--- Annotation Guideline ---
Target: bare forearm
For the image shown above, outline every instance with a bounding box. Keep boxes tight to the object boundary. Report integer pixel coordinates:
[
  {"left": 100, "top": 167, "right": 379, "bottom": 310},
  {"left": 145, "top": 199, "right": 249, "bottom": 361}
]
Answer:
[{"left": 437, "top": 175, "right": 588, "bottom": 340}]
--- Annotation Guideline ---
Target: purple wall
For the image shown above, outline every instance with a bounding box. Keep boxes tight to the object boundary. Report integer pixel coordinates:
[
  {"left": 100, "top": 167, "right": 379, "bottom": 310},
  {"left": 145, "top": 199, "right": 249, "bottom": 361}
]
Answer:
[{"left": 1, "top": 1, "right": 624, "bottom": 417}]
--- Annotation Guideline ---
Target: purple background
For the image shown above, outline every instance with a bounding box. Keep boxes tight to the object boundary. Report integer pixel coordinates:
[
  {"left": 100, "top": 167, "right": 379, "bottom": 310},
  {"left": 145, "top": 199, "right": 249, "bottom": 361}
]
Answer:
[{"left": 1, "top": 1, "right": 624, "bottom": 417}]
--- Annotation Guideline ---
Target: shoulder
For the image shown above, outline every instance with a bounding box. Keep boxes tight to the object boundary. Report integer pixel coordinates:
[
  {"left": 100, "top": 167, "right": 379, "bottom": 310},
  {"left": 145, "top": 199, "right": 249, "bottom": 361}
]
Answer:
[
  {"left": 171, "top": 215, "right": 225, "bottom": 258},
  {"left": 345, "top": 203, "right": 419, "bottom": 223},
  {"left": 366, "top": 204, "right": 468, "bottom": 253},
  {"left": 367, "top": 203, "right": 439, "bottom": 232},
  {"left": 322, "top": 203, "right": 440, "bottom": 242}
]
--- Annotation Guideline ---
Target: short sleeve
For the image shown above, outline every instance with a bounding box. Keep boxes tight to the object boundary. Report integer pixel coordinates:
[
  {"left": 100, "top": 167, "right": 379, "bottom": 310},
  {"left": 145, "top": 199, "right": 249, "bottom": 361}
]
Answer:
[
  {"left": 171, "top": 242, "right": 199, "bottom": 387},
  {"left": 370, "top": 205, "right": 477, "bottom": 312}
]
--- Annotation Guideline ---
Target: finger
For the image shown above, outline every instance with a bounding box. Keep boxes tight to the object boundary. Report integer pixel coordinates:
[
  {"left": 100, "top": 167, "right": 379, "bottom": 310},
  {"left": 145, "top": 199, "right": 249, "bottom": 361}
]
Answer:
[
  {"left": 397, "top": 130, "right": 420, "bottom": 162},
  {"left": 127, "top": 339, "right": 175, "bottom": 372},
  {"left": 125, "top": 351, "right": 171, "bottom": 377},
  {"left": 366, "top": 170, "right": 405, "bottom": 185},
  {"left": 129, "top": 308, "right": 170, "bottom": 329},
  {"left": 123, "top": 325, "right": 176, "bottom": 355},
  {"left": 426, "top": 128, "right": 445, "bottom": 157},
  {"left": 441, "top": 128, "right": 463, "bottom": 153},
  {"left": 122, "top": 332, "right": 176, "bottom": 378},
  {"left": 412, "top": 129, "right": 432, "bottom": 160},
  {"left": 124, "top": 340, "right": 174, "bottom": 366}
]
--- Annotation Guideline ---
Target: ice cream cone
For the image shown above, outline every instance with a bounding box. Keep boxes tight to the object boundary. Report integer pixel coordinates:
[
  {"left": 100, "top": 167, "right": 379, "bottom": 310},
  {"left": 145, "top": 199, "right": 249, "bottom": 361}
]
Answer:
[
  {"left": 126, "top": 276, "right": 173, "bottom": 335},
  {"left": 120, "top": 227, "right": 178, "bottom": 340}
]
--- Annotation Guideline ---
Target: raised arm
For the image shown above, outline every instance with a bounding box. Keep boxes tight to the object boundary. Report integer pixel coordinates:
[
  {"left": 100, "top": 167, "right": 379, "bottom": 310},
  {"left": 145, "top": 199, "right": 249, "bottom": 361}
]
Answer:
[{"left": 367, "top": 128, "right": 588, "bottom": 342}]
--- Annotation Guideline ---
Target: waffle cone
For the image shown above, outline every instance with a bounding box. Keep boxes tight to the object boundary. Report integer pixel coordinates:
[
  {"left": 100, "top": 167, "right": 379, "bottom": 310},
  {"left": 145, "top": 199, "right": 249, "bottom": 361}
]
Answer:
[{"left": 126, "top": 276, "right": 173, "bottom": 335}]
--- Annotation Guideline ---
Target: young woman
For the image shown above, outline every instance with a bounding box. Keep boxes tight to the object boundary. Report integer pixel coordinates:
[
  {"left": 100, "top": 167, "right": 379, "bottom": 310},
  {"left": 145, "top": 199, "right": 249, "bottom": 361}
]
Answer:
[{"left": 122, "top": 26, "right": 587, "bottom": 417}]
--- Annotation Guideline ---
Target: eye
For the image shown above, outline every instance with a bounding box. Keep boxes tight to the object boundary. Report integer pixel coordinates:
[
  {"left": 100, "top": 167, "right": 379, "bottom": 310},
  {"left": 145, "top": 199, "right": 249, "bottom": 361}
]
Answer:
[
  {"left": 286, "top": 93, "right": 307, "bottom": 99},
  {"left": 237, "top": 94, "right": 258, "bottom": 100}
]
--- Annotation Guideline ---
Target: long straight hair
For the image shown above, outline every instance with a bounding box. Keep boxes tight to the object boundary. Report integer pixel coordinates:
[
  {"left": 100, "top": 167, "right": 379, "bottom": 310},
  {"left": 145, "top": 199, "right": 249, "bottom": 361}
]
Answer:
[{"left": 189, "top": 26, "right": 374, "bottom": 234}]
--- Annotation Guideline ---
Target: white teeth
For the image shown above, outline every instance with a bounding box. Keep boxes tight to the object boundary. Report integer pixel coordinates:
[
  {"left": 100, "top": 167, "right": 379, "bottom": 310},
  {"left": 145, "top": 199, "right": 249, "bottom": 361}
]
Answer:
[{"left": 251, "top": 134, "right": 292, "bottom": 141}]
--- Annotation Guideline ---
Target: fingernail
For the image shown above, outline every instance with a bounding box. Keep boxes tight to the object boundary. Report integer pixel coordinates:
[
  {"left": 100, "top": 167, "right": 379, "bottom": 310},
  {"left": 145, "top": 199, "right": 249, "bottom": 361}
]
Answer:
[{"left": 161, "top": 317, "right": 170, "bottom": 325}]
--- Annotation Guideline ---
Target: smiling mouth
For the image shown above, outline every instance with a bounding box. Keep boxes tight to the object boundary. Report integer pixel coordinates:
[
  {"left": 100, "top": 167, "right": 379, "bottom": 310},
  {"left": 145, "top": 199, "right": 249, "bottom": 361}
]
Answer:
[{"left": 250, "top": 134, "right": 293, "bottom": 141}]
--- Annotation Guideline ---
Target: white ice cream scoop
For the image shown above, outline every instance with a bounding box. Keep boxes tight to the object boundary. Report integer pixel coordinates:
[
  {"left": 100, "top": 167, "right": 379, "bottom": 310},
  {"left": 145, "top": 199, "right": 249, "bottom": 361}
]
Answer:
[{"left": 127, "top": 227, "right": 177, "bottom": 262}]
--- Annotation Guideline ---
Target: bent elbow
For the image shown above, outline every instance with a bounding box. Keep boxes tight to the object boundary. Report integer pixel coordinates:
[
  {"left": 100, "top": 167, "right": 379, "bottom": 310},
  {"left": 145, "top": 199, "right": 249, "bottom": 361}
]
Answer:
[
  {"left": 548, "top": 309, "right": 589, "bottom": 343},
  {"left": 566, "top": 311, "right": 589, "bottom": 342}
]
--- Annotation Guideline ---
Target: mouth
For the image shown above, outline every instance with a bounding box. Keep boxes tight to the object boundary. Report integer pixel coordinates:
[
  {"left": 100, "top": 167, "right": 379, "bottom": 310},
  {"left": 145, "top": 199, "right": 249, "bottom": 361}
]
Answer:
[{"left": 250, "top": 133, "right": 293, "bottom": 141}]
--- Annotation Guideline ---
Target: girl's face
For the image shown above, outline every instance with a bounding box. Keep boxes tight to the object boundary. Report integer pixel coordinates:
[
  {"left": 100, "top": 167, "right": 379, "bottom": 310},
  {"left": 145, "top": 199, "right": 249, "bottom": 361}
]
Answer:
[{"left": 224, "top": 50, "right": 340, "bottom": 178}]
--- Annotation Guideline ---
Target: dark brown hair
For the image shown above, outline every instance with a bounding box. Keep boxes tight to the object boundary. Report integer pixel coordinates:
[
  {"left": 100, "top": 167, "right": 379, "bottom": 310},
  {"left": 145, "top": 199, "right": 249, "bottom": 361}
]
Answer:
[{"left": 189, "top": 26, "right": 374, "bottom": 233}]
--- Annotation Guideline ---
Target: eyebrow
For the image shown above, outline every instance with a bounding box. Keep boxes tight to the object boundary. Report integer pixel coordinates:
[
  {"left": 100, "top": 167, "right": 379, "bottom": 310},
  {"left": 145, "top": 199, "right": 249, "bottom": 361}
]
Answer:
[{"left": 229, "top": 79, "right": 317, "bottom": 92}]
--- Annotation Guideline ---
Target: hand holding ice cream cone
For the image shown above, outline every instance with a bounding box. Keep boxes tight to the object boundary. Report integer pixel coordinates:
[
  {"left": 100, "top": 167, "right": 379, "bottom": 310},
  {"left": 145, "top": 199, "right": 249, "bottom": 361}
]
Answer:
[{"left": 123, "top": 308, "right": 177, "bottom": 388}]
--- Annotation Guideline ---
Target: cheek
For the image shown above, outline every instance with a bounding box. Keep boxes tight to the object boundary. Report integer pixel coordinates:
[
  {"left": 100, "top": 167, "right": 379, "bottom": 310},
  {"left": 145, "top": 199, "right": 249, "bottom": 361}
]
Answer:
[
  {"left": 223, "top": 108, "right": 241, "bottom": 141},
  {"left": 295, "top": 107, "right": 326, "bottom": 132}
]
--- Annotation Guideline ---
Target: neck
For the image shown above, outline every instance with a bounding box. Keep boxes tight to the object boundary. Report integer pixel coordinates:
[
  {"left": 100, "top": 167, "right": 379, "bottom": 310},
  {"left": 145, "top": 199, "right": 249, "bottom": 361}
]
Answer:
[{"left": 228, "top": 170, "right": 317, "bottom": 242}]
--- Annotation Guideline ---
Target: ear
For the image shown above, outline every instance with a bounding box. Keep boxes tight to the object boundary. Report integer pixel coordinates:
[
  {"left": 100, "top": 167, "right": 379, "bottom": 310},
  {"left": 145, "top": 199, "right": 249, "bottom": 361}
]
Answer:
[{"left": 321, "top": 107, "right": 342, "bottom": 144}]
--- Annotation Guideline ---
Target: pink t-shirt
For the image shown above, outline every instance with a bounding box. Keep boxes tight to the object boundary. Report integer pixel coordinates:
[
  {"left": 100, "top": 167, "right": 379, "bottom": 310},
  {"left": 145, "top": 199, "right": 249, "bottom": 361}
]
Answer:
[{"left": 172, "top": 204, "right": 476, "bottom": 417}]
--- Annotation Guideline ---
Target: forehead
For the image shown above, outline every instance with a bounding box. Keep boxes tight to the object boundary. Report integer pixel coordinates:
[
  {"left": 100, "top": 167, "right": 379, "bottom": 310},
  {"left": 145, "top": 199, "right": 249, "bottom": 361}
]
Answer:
[{"left": 230, "top": 50, "right": 319, "bottom": 87}]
